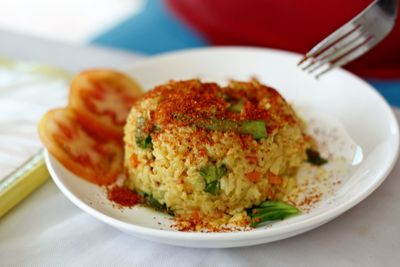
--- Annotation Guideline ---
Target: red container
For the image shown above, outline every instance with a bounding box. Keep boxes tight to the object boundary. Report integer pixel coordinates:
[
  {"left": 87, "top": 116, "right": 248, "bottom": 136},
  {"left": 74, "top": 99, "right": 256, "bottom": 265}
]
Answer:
[{"left": 166, "top": 0, "right": 400, "bottom": 78}]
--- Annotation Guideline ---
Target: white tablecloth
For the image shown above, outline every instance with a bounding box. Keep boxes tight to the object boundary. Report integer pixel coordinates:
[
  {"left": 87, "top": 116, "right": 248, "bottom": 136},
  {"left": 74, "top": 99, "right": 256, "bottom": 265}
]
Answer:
[
  {"left": 1, "top": 30, "right": 399, "bottom": 267},
  {"left": 1, "top": 113, "right": 400, "bottom": 266}
]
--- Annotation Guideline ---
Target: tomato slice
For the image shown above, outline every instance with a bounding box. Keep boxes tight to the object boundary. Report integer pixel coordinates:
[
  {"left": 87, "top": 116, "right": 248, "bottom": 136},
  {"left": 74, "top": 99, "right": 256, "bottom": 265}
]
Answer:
[
  {"left": 39, "top": 108, "right": 123, "bottom": 185},
  {"left": 68, "top": 69, "right": 143, "bottom": 140}
]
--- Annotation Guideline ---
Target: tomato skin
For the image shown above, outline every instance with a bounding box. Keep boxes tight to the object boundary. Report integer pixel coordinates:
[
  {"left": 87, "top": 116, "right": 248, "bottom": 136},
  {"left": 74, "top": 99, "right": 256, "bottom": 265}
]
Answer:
[
  {"left": 39, "top": 108, "right": 123, "bottom": 185},
  {"left": 68, "top": 69, "right": 142, "bottom": 140}
]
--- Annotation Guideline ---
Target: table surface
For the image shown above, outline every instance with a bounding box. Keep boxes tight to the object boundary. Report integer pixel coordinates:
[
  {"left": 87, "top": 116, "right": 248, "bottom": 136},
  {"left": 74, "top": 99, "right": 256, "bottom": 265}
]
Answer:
[{"left": 1, "top": 29, "right": 400, "bottom": 266}]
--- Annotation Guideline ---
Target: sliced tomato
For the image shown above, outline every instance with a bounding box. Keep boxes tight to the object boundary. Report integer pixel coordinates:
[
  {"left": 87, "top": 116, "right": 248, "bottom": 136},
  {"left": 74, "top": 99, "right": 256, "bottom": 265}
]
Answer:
[
  {"left": 68, "top": 69, "right": 143, "bottom": 140},
  {"left": 39, "top": 108, "right": 123, "bottom": 185}
]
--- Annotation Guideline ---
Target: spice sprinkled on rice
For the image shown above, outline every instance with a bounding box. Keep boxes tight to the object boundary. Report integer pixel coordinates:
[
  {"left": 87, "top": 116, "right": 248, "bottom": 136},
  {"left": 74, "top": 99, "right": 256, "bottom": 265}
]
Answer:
[{"left": 124, "top": 79, "right": 318, "bottom": 229}]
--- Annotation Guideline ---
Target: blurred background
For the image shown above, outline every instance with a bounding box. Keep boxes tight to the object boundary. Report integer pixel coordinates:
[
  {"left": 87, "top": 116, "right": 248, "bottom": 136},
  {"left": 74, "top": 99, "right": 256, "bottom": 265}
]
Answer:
[{"left": 0, "top": 0, "right": 399, "bottom": 79}]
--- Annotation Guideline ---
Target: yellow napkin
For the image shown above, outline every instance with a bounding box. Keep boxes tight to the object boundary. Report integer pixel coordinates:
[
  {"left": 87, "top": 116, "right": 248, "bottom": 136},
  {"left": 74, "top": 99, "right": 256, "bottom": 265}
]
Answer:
[{"left": 0, "top": 59, "right": 71, "bottom": 217}]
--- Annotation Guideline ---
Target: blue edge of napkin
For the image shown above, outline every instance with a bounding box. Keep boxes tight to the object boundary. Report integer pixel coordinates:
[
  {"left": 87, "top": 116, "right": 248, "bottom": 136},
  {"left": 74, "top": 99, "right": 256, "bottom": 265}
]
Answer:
[{"left": 91, "top": 0, "right": 400, "bottom": 107}]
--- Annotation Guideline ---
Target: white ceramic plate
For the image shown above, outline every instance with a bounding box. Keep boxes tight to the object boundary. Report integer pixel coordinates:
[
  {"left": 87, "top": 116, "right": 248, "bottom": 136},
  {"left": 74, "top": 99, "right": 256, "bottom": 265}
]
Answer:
[{"left": 45, "top": 47, "right": 399, "bottom": 248}]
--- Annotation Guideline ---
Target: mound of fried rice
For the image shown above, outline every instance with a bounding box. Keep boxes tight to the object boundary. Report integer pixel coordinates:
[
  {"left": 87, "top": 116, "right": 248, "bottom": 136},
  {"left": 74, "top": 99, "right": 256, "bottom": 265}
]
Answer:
[{"left": 124, "top": 79, "right": 311, "bottom": 227}]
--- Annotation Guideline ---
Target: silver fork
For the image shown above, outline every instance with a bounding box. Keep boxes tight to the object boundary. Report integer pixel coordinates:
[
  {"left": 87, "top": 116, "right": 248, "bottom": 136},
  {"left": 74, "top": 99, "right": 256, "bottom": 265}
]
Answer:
[{"left": 298, "top": 0, "right": 398, "bottom": 78}]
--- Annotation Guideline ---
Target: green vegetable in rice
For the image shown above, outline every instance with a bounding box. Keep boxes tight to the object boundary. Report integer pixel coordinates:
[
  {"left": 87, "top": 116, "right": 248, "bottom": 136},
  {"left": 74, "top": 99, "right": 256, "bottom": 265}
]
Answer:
[
  {"left": 174, "top": 112, "right": 268, "bottom": 140},
  {"left": 227, "top": 102, "right": 244, "bottom": 113},
  {"left": 247, "top": 200, "right": 300, "bottom": 227},
  {"left": 240, "top": 120, "right": 268, "bottom": 140},
  {"left": 142, "top": 193, "right": 173, "bottom": 215},
  {"left": 135, "top": 116, "right": 153, "bottom": 149},
  {"left": 200, "top": 164, "right": 228, "bottom": 195},
  {"left": 306, "top": 148, "right": 328, "bottom": 165},
  {"left": 136, "top": 134, "right": 152, "bottom": 149}
]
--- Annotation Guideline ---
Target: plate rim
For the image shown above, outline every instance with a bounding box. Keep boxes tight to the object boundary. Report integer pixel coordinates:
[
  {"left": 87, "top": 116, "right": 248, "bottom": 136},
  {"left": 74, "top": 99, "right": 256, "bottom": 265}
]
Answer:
[{"left": 46, "top": 46, "right": 400, "bottom": 245}]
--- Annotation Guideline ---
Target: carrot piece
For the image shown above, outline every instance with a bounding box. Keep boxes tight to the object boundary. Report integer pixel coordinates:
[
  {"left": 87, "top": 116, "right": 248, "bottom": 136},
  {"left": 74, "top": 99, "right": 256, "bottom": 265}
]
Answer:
[
  {"left": 130, "top": 154, "right": 139, "bottom": 168},
  {"left": 246, "top": 171, "right": 261, "bottom": 183},
  {"left": 268, "top": 172, "right": 283, "bottom": 185},
  {"left": 245, "top": 155, "right": 258, "bottom": 165}
]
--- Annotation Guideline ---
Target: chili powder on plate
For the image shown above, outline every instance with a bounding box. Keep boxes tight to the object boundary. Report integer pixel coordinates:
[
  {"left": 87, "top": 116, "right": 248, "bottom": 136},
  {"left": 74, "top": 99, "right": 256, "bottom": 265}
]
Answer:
[{"left": 107, "top": 186, "right": 140, "bottom": 207}]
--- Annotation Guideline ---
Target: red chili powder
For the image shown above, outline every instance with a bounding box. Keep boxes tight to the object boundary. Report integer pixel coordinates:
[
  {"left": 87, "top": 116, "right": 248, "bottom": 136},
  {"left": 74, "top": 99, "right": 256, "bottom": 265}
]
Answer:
[{"left": 107, "top": 186, "right": 141, "bottom": 207}]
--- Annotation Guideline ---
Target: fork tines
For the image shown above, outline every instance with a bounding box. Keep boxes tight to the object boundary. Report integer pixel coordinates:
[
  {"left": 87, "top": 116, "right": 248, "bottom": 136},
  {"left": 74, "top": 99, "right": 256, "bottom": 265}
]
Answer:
[{"left": 298, "top": 0, "right": 398, "bottom": 79}]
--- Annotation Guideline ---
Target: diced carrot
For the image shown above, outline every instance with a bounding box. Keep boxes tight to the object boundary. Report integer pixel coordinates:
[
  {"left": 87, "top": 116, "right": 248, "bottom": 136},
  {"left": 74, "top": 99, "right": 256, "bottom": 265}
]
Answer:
[
  {"left": 198, "top": 148, "right": 207, "bottom": 157},
  {"left": 246, "top": 171, "right": 261, "bottom": 183},
  {"left": 267, "top": 189, "right": 275, "bottom": 199},
  {"left": 268, "top": 172, "right": 283, "bottom": 185},
  {"left": 245, "top": 155, "right": 258, "bottom": 165},
  {"left": 130, "top": 154, "right": 139, "bottom": 168}
]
